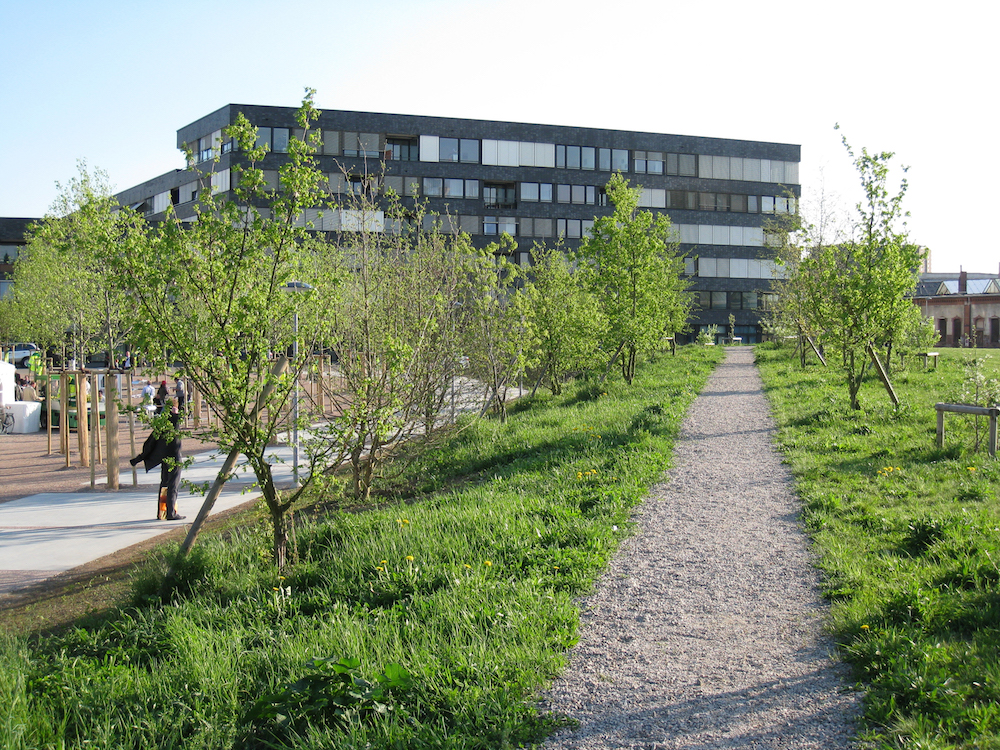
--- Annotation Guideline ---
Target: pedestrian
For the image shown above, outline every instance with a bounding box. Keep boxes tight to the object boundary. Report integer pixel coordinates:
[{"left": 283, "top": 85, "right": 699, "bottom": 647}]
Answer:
[
  {"left": 141, "top": 380, "right": 155, "bottom": 404},
  {"left": 20, "top": 380, "right": 39, "bottom": 402},
  {"left": 154, "top": 380, "right": 168, "bottom": 413},
  {"left": 175, "top": 377, "right": 186, "bottom": 414},
  {"left": 130, "top": 398, "right": 186, "bottom": 520}
]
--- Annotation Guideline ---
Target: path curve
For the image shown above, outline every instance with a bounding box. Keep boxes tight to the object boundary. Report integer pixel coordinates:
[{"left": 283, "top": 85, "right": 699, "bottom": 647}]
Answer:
[{"left": 541, "top": 347, "right": 861, "bottom": 749}]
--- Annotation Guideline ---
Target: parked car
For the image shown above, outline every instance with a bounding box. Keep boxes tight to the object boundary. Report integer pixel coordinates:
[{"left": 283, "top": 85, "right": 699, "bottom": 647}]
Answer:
[{"left": 5, "top": 343, "right": 39, "bottom": 368}]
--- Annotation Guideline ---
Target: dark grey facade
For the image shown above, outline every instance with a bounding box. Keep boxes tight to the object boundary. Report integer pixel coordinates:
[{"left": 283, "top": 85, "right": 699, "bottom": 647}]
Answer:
[
  {"left": 0, "top": 217, "right": 37, "bottom": 299},
  {"left": 116, "top": 105, "right": 801, "bottom": 342}
]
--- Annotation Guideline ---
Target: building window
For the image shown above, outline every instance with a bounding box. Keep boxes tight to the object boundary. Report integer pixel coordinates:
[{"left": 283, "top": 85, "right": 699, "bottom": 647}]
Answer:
[
  {"left": 438, "top": 137, "right": 479, "bottom": 163},
  {"left": 484, "top": 216, "right": 517, "bottom": 236},
  {"left": 343, "top": 132, "right": 380, "bottom": 158},
  {"left": 484, "top": 183, "right": 517, "bottom": 209},
  {"left": 423, "top": 178, "right": 443, "bottom": 197},
  {"left": 440, "top": 138, "right": 459, "bottom": 162},
  {"left": 442, "top": 178, "right": 479, "bottom": 199},
  {"left": 596, "top": 148, "right": 629, "bottom": 172},
  {"left": 520, "top": 182, "right": 554, "bottom": 203},
  {"left": 557, "top": 145, "right": 585, "bottom": 169},
  {"left": 272, "top": 128, "right": 290, "bottom": 153},
  {"left": 386, "top": 137, "right": 418, "bottom": 161},
  {"left": 666, "top": 153, "right": 698, "bottom": 176},
  {"left": 634, "top": 151, "right": 664, "bottom": 174},
  {"left": 460, "top": 139, "right": 480, "bottom": 163},
  {"left": 556, "top": 219, "right": 583, "bottom": 239}
]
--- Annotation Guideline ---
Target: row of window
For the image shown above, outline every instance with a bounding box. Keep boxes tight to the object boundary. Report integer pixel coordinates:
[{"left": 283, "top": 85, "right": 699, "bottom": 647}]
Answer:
[
  {"left": 336, "top": 174, "right": 794, "bottom": 214},
  {"left": 191, "top": 127, "right": 799, "bottom": 186},
  {"left": 699, "top": 291, "right": 778, "bottom": 311},
  {"left": 143, "top": 177, "right": 783, "bottom": 255}
]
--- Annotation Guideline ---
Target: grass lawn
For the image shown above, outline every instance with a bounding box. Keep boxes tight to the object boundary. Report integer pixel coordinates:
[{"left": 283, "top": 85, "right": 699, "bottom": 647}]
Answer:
[
  {"left": 756, "top": 344, "right": 1000, "bottom": 750},
  {"left": 0, "top": 346, "right": 722, "bottom": 749}
]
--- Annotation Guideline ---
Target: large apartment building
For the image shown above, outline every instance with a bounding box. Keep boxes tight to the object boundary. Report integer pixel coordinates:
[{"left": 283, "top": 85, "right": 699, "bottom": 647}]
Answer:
[{"left": 116, "top": 105, "right": 801, "bottom": 343}]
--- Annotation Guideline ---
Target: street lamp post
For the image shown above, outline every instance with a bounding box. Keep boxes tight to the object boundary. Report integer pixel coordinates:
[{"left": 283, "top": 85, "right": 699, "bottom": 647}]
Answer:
[{"left": 283, "top": 281, "right": 313, "bottom": 487}]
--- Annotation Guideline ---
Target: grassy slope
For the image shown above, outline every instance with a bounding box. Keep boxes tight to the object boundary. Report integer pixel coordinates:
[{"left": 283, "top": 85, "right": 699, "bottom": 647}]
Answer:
[
  {"left": 0, "top": 346, "right": 722, "bottom": 750},
  {"left": 757, "top": 345, "right": 1000, "bottom": 750}
]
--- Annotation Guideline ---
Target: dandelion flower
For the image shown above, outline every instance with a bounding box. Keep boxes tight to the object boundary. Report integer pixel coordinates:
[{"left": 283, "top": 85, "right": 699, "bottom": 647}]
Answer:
[
  {"left": 464, "top": 564, "right": 472, "bottom": 569},
  {"left": 381, "top": 560, "right": 388, "bottom": 565},
  {"left": 968, "top": 467, "right": 977, "bottom": 472},
  {"left": 405, "top": 555, "right": 414, "bottom": 561},
  {"left": 484, "top": 560, "right": 492, "bottom": 567},
  {"left": 861, "top": 624, "right": 870, "bottom": 631}
]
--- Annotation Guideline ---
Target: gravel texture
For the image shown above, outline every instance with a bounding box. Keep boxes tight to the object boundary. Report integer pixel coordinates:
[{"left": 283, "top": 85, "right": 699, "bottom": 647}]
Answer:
[{"left": 540, "top": 347, "right": 862, "bottom": 749}]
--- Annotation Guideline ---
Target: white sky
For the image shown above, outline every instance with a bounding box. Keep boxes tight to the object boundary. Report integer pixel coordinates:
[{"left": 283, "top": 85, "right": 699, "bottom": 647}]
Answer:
[{"left": 1, "top": 0, "right": 994, "bottom": 273}]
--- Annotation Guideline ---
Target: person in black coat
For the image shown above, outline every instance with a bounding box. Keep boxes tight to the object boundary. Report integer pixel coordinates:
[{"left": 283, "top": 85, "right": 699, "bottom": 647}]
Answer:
[{"left": 131, "top": 398, "right": 185, "bottom": 520}]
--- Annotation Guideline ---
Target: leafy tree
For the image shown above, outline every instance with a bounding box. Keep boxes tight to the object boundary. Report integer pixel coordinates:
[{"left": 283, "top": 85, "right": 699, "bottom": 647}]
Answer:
[
  {"left": 102, "top": 92, "right": 338, "bottom": 567},
  {"left": 578, "top": 173, "right": 691, "bottom": 384},
  {"left": 523, "top": 241, "right": 604, "bottom": 395},
  {"left": 775, "top": 130, "right": 924, "bottom": 409},
  {"left": 458, "top": 236, "right": 534, "bottom": 421},
  {"left": 5, "top": 162, "right": 143, "bottom": 365},
  {"left": 311, "top": 186, "right": 473, "bottom": 501}
]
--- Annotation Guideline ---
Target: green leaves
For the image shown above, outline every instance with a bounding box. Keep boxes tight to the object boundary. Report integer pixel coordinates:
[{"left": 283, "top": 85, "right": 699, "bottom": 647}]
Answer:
[
  {"left": 578, "top": 173, "right": 691, "bottom": 383},
  {"left": 240, "top": 656, "right": 414, "bottom": 744}
]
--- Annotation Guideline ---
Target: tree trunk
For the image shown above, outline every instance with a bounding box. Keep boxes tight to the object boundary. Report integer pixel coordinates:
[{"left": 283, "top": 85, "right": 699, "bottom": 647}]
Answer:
[{"left": 269, "top": 499, "right": 288, "bottom": 569}]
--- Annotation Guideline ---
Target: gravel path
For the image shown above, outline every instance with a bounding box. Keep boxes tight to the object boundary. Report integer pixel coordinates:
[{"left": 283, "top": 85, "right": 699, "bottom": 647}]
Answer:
[{"left": 541, "top": 347, "right": 861, "bottom": 749}]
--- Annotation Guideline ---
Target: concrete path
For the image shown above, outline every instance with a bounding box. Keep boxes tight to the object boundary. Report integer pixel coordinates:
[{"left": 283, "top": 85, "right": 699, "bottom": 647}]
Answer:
[{"left": 0, "top": 446, "right": 298, "bottom": 594}]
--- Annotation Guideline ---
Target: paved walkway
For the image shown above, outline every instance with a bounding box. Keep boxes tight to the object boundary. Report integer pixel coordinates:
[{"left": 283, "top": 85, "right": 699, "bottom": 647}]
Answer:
[{"left": 0, "top": 446, "right": 297, "bottom": 594}]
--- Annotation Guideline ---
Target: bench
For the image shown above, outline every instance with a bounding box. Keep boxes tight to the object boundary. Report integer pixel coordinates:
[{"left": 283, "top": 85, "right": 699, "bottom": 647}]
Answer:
[
  {"left": 935, "top": 402, "right": 999, "bottom": 457},
  {"left": 919, "top": 352, "right": 939, "bottom": 369}
]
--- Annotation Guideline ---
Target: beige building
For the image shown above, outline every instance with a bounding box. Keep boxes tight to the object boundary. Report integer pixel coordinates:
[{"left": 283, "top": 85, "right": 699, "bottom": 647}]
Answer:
[{"left": 913, "top": 271, "right": 1000, "bottom": 347}]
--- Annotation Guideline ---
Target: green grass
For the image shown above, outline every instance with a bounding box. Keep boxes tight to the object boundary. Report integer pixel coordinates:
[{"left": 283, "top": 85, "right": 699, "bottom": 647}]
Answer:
[
  {"left": 0, "top": 345, "right": 722, "bottom": 750},
  {"left": 756, "top": 344, "right": 1000, "bottom": 750}
]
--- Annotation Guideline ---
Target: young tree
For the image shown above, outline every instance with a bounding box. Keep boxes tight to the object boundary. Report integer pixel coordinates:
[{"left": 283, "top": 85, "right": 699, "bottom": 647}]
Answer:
[
  {"left": 311, "top": 187, "right": 475, "bottom": 501},
  {"left": 102, "top": 92, "right": 338, "bottom": 567},
  {"left": 578, "top": 173, "right": 691, "bottom": 384},
  {"left": 523, "top": 241, "right": 604, "bottom": 395},
  {"left": 459, "top": 236, "right": 534, "bottom": 422},
  {"left": 778, "top": 131, "right": 924, "bottom": 409},
  {"left": 5, "top": 163, "right": 142, "bottom": 365}
]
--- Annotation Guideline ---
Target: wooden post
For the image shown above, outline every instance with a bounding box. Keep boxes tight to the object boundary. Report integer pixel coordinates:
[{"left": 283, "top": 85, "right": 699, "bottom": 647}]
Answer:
[
  {"left": 991, "top": 409, "right": 999, "bottom": 459},
  {"left": 76, "top": 373, "right": 89, "bottom": 468},
  {"left": 128, "top": 372, "right": 138, "bottom": 486},
  {"left": 61, "top": 373, "right": 70, "bottom": 463},
  {"left": 46, "top": 371, "right": 54, "bottom": 455},
  {"left": 90, "top": 374, "right": 97, "bottom": 488},
  {"left": 935, "top": 403, "right": 1000, "bottom": 458},
  {"left": 106, "top": 374, "right": 119, "bottom": 490},
  {"left": 807, "top": 336, "right": 827, "bottom": 367},
  {"left": 193, "top": 386, "right": 201, "bottom": 429},
  {"left": 92, "top": 373, "right": 103, "bottom": 465},
  {"left": 867, "top": 344, "right": 899, "bottom": 407}
]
